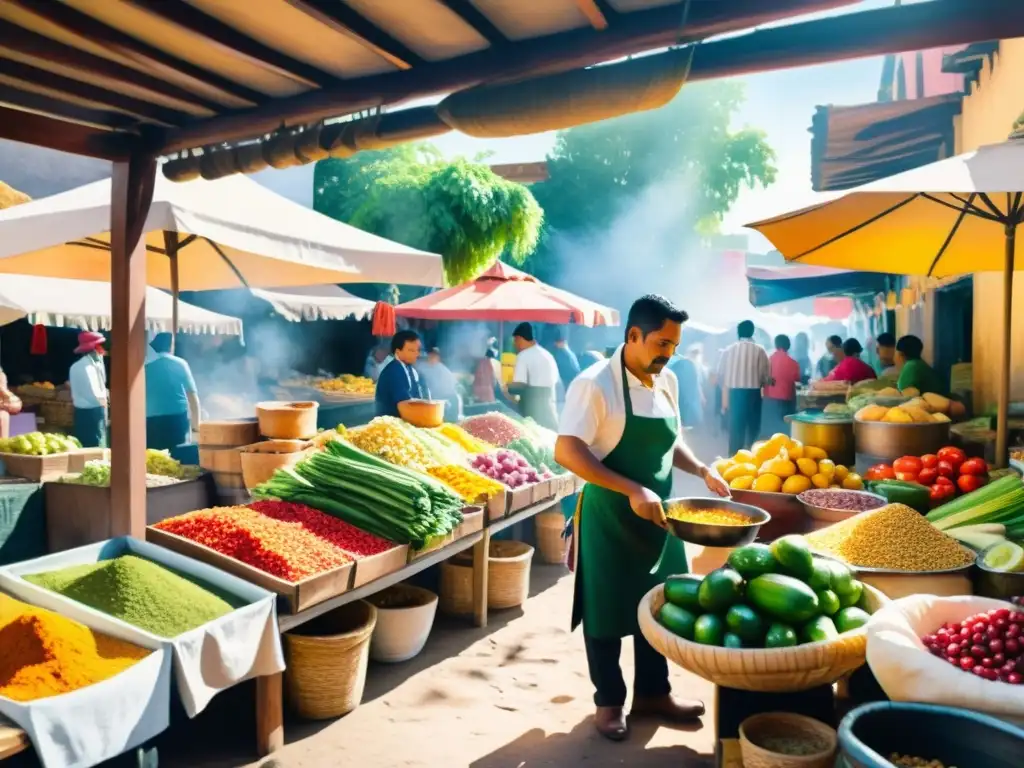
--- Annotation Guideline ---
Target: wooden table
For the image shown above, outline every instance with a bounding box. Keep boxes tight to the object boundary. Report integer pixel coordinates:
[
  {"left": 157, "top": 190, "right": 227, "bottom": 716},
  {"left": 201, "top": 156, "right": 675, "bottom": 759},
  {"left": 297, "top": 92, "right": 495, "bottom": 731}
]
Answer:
[
  {"left": 256, "top": 497, "right": 564, "bottom": 756},
  {"left": 0, "top": 717, "right": 28, "bottom": 761}
]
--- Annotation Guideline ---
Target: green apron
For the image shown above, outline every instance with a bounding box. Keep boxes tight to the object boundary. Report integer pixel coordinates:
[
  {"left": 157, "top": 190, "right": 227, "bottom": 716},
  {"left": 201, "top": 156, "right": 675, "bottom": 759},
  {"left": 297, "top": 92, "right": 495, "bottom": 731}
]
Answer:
[
  {"left": 571, "top": 355, "right": 688, "bottom": 638},
  {"left": 517, "top": 385, "right": 559, "bottom": 431}
]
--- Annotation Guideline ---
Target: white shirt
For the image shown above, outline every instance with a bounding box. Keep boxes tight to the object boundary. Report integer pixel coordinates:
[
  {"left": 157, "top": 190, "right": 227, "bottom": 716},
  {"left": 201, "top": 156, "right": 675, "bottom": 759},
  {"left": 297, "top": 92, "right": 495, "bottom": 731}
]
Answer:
[
  {"left": 717, "top": 339, "right": 771, "bottom": 390},
  {"left": 559, "top": 345, "right": 681, "bottom": 461},
  {"left": 513, "top": 344, "right": 560, "bottom": 389},
  {"left": 69, "top": 355, "right": 107, "bottom": 409}
]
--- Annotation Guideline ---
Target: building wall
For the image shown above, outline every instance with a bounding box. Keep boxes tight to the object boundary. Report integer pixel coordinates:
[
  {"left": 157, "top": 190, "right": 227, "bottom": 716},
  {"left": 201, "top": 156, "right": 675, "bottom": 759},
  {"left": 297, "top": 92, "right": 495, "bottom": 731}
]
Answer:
[{"left": 953, "top": 38, "right": 1024, "bottom": 411}]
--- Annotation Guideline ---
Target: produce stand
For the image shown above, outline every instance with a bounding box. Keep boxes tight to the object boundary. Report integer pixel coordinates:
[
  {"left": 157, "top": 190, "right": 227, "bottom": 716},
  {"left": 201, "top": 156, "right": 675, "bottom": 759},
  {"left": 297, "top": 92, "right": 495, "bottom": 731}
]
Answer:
[{"left": 315, "top": 400, "right": 376, "bottom": 430}]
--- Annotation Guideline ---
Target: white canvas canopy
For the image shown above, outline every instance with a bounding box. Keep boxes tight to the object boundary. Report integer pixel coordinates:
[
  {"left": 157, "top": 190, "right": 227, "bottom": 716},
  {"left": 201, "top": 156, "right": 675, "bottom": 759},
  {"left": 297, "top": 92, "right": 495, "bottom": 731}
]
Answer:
[
  {"left": 250, "top": 285, "right": 376, "bottom": 322},
  {"left": 0, "top": 274, "right": 242, "bottom": 336},
  {"left": 0, "top": 173, "right": 444, "bottom": 290}
]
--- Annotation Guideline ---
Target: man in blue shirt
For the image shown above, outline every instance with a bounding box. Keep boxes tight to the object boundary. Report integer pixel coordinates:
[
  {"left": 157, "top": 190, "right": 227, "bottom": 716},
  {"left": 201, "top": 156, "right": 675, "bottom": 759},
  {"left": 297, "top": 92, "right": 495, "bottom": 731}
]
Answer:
[
  {"left": 550, "top": 330, "right": 581, "bottom": 397},
  {"left": 375, "top": 330, "right": 430, "bottom": 418},
  {"left": 145, "top": 333, "right": 201, "bottom": 449}
]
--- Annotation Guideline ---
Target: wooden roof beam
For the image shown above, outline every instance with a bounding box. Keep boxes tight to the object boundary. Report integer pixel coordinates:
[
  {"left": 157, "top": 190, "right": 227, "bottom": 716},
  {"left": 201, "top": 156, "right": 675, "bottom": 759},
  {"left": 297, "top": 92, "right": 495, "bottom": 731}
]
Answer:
[
  {"left": 283, "top": 0, "right": 424, "bottom": 70},
  {"left": 0, "top": 104, "right": 132, "bottom": 159},
  {"left": 0, "top": 81, "right": 136, "bottom": 130},
  {"left": 434, "top": 0, "right": 508, "bottom": 45},
  {"left": 5, "top": 0, "right": 265, "bottom": 105},
  {"left": 122, "top": 0, "right": 338, "bottom": 88},
  {"left": 0, "top": 20, "right": 224, "bottom": 113},
  {"left": 0, "top": 58, "right": 190, "bottom": 126}
]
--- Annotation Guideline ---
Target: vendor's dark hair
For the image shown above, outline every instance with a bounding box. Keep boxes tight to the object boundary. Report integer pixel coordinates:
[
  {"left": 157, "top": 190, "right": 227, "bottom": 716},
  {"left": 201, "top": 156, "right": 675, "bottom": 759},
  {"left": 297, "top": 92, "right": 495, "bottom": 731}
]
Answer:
[
  {"left": 390, "top": 330, "right": 420, "bottom": 354},
  {"left": 896, "top": 334, "right": 924, "bottom": 360},
  {"left": 827, "top": 334, "right": 843, "bottom": 348},
  {"left": 625, "top": 295, "right": 687, "bottom": 342},
  {"left": 512, "top": 322, "right": 534, "bottom": 342},
  {"left": 737, "top": 320, "right": 754, "bottom": 339},
  {"left": 151, "top": 333, "right": 173, "bottom": 354},
  {"left": 774, "top": 334, "right": 791, "bottom": 351},
  {"left": 843, "top": 338, "right": 863, "bottom": 357},
  {"left": 876, "top": 332, "right": 896, "bottom": 347}
]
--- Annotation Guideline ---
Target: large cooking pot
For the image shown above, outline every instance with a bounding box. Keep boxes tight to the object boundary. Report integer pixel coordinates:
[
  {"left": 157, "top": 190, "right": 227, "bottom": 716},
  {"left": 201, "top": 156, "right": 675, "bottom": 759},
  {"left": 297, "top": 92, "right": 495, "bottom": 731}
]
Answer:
[
  {"left": 853, "top": 419, "right": 950, "bottom": 463},
  {"left": 786, "top": 415, "right": 855, "bottom": 467}
]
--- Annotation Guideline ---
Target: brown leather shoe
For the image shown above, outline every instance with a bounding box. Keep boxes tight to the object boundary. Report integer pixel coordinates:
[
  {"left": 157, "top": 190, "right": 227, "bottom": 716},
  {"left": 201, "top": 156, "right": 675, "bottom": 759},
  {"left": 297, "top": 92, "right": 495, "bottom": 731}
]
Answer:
[
  {"left": 594, "top": 706, "right": 628, "bottom": 741},
  {"left": 630, "top": 695, "right": 705, "bottom": 722}
]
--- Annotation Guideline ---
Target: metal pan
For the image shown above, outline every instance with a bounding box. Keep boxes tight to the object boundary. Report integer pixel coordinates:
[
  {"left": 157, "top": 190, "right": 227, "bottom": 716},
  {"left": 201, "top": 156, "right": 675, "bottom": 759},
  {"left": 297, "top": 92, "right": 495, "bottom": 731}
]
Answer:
[{"left": 663, "top": 496, "right": 770, "bottom": 548}]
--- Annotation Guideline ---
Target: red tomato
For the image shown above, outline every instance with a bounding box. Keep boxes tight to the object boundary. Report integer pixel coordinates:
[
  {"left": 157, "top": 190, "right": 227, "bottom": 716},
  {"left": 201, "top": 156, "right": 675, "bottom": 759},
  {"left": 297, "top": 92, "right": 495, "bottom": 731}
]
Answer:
[
  {"left": 960, "top": 457, "right": 989, "bottom": 476},
  {"left": 918, "top": 467, "right": 939, "bottom": 486},
  {"left": 935, "top": 475, "right": 955, "bottom": 488},
  {"left": 865, "top": 464, "right": 896, "bottom": 481},
  {"left": 895, "top": 471, "right": 919, "bottom": 483},
  {"left": 957, "top": 474, "right": 988, "bottom": 494},
  {"left": 936, "top": 460, "right": 956, "bottom": 478},
  {"left": 938, "top": 446, "right": 967, "bottom": 470},
  {"left": 921, "top": 454, "right": 939, "bottom": 469},
  {"left": 893, "top": 456, "right": 924, "bottom": 474},
  {"left": 930, "top": 483, "right": 957, "bottom": 504}
]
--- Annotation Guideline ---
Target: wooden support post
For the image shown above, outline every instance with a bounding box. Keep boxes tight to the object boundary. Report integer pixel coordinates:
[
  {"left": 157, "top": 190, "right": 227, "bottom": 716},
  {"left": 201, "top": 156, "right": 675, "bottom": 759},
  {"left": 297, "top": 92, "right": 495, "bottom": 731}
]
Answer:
[
  {"left": 109, "top": 155, "right": 156, "bottom": 539},
  {"left": 256, "top": 672, "right": 284, "bottom": 757},
  {"left": 163, "top": 231, "right": 180, "bottom": 355},
  {"left": 472, "top": 527, "right": 491, "bottom": 628}
]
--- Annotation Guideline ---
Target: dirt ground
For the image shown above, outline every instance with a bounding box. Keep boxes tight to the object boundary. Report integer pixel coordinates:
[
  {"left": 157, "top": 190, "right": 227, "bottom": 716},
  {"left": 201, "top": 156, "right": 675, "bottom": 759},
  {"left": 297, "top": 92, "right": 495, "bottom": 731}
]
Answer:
[{"left": 158, "top": 467, "right": 723, "bottom": 768}]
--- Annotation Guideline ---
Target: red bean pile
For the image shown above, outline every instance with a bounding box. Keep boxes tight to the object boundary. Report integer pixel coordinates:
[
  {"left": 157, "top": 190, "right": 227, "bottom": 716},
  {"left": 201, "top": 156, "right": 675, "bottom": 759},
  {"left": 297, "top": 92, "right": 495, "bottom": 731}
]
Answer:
[
  {"left": 248, "top": 500, "right": 395, "bottom": 556},
  {"left": 922, "top": 607, "right": 1024, "bottom": 684},
  {"left": 799, "top": 489, "right": 886, "bottom": 512},
  {"left": 460, "top": 413, "right": 523, "bottom": 448}
]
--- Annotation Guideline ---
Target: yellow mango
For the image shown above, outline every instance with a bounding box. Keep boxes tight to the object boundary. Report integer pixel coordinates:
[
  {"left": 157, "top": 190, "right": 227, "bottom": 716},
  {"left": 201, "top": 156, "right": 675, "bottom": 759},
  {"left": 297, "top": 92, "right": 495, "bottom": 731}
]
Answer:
[
  {"left": 713, "top": 458, "right": 734, "bottom": 476},
  {"left": 782, "top": 474, "right": 812, "bottom": 494},
  {"left": 797, "top": 458, "right": 818, "bottom": 477},
  {"left": 932, "top": 412, "right": 952, "bottom": 423},
  {"left": 723, "top": 463, "right": 757, "bottom": 482},
  {"left": 877, "top": 386, "right": 901, "bottom": 397},
  {"left": 754, "top": 435, "right": 787, "bottom": 465},
  {"left": 817, "top": 459, "right": 836, "bottom": 478},
  {"left": 833, "top": 465, "right": 849, "bottom": 482},
  {"left": 804, "top": 446, "right": 828, "bottom": 462},
  {"left": 903, "top": 397, "right": 932, "bottom": 413},
  {"left": 811, "top": 473, "right": 830, "bottom": 489},
  {"left": 765, "top": 456, "right": 797, "bottom": 479},
  {"left": 901, "top": 386, "right": 920, "bottom": 397},
  {"left": 855, "top": 404, "right": 888, "bottom": 422},
  {"left": 881, "top": 407, "right": 913, "bottom": 424},
  {"left": 753, "top": 474, "right": 783, "bottom": 493},
  {"left": 841, "top": 473, "right": 864, "bottom": 490},
  {"left": 733, "top": 449, "right": 755, "bottom": 463},
  {"left": 787, "top": 439, "right": 805, "bottom": 460},
  {"left": 729, "top": 475, "right": 755, "bottom": 490},
  {"left": 903, "top": 406, "right": 933, "bottom": 424},
  {"left": 922, "top": 392, "right": 951, "bottom": 413}
]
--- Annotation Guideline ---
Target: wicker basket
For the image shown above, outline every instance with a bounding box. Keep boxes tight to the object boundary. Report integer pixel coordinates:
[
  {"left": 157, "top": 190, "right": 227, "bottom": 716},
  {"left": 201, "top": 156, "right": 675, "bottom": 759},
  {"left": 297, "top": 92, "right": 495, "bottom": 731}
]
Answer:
[
  {"left": 39, "top": 401, "right": 74, "bottom": 429},
  {"left": 534, "top": 510, "right": 568, "bottom": 565},
  {"left": 439, "top": 540, "right": 534, "bottom": 615},
  {"left": 239, "top": 439, "right": 314, "bottom": 490},
  {"left": 740, "top": 713, "right": 837, "bottom": 768},
  {"left": 257, "top": 401, "right": 319, "bottom": 439},
  {"left": 283, "top": 600, "right": 377, "bottom": 720},
  {"left": 637, "top": 584, "right": 888, "bottom": 693}
]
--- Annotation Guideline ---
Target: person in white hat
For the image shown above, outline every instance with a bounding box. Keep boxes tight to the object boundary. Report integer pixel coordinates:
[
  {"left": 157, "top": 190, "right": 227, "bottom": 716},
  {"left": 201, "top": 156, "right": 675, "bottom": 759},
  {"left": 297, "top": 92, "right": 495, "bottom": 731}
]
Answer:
[{"left": 69, "top": 331, "right": 108, "bottom": 447}]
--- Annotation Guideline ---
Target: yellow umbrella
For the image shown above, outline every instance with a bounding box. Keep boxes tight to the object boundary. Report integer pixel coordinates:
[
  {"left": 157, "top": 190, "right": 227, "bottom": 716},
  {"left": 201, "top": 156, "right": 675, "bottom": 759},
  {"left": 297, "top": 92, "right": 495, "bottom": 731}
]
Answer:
[{"left": 747, "top": 130, "right": 1024, "bottom": 466}]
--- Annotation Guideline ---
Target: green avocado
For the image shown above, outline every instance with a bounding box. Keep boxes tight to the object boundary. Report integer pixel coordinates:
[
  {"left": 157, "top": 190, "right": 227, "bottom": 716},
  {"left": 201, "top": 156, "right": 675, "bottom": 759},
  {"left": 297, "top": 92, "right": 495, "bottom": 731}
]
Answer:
[
  {"left": 694, "top": 614, "right": 725, "bottom": 646},
  {"left": 764, "top": 622, "right": 798, "bottom": 648}
]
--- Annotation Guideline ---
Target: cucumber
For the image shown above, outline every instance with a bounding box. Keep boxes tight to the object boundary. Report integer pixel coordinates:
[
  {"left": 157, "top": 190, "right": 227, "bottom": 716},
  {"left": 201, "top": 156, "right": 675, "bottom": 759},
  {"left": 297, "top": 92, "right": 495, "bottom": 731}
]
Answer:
[
  {"left": 725, "top": 604, "right": 766, "bottom": 645},
  {"left": 664, "top": 574, "right": 703, "bottom": 612},
  {"left": 801, "top": 615, "right": 839, "bottom": 644},
  {"left": 723, "top": 632, "right": 745, "bottom": 649},
  {"left": 838, "top": 580, "right": 864, "bottom": 608},
  {"left": 770, "top": 535, "right": 815, "bottom": 581},
  {"left": 746, "top": 573, "right": 820, "bottom": 624},
  {"left": 816, "top": 589, "right": 841, "bottom": 617},
  {"left": 658, "top": 603, "right": 697, "bottom": 641},
  {"left": 835, "top": 606, "right": 871, "bottom": 633},
  {"left": 727, "top": 544, "right": 777, "bottom": 579},
  {"left": 807, "top": 560, "right": 833, "bottom": 592},
  {"left": 694, "top": 614, "right": 725, "bottom": 646},
  {"left": 698, "top": 568, "right": 745, "bottom": 614},
  {"left": 764, "top": 622, "right": 798, "bottom": 648},
  {"left": 828, "top": 561, "right": 855, "bottom": 596}
]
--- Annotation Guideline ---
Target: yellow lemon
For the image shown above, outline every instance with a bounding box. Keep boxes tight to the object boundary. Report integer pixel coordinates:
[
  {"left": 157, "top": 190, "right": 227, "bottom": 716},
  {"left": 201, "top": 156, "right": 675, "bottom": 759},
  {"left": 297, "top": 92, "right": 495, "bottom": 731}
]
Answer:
[
  {"left": 713, "top": 458, "right": 734, "bottom": 476},
  {"left": 804, "top": 446, "right": 828, "bottom": 462},
  {"left": 723, "top": 463, "right": 757, "bottom": 482},
  {"left": 787, "top": 439, "right": 805, "bottom": 460},
  {"left": 796, "top": 458, "right": 818, "bottom": 478},
  {"left": 811, "top": 473, "right": 830, "bottom": 489},
  {"left": 754, "top": 435, "right": 787, "bottom": 465},
  {"left": 729, "top": 475, "right": 755, "bottom": 490},
  {"left": 782, "top": 474, "right": 812, "bottom": 494},
  {"left": 833, "top": 465, "right": 850, "bottom": 482},
  {"left": 817, "top": 459, "right": 836, "bottom": 478},
  {"left": 841, "top": 473, "right": 864, "bottom": 491},
  {"left": 733, "top": 449, "right": 755, "bottom": 464},
  {"left": 753, "top": 474, "right": 783, "bottom": 493}
]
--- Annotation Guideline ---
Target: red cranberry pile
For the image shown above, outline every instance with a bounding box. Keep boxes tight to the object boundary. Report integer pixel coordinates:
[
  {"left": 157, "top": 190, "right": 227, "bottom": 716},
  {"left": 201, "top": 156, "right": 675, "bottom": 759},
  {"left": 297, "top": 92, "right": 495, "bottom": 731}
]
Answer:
[{"left": 922, "top": 607, "right": 1024, "bottom": 684}]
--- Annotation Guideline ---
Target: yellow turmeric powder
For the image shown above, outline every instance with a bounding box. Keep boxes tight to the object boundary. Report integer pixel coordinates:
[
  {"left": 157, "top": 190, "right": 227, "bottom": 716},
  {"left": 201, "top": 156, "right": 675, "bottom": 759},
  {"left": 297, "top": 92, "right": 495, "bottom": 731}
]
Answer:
[{"left": 0, "top": 594, "right": 150, "bottom": 702}]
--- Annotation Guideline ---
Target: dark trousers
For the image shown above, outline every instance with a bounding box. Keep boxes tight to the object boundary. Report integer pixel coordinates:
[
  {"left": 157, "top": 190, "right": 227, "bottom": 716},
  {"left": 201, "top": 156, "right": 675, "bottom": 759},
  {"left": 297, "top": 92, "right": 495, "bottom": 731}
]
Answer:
[
  {"left": 727, "top": 388, "right": 762, "bottom": 455},
  {"left": 73, "top": 406, "right": 107, "bottom": 448},
  {"left": 761, "top": 397, "right": 796, "bottom": 441},
  {"left": 146, "top": 412, "right": 190, "bottom": 451},
  {"left": 584, "top": 633, "right": 671, "bottom": 708}
]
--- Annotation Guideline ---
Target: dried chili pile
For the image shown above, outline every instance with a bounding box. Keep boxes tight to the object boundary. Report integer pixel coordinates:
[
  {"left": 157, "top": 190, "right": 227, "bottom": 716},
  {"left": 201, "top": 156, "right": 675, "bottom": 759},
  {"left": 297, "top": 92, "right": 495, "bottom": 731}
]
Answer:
[
  {"left": 247, "top": 500, "right": 395, "bottom": 556},
  {"left": 155, "top": 506, "right": 355, "bottom": 582}
]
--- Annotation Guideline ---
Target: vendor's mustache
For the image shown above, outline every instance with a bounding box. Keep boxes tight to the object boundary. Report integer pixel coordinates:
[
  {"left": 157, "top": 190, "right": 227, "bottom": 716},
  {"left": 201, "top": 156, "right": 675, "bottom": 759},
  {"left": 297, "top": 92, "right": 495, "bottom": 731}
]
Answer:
[{"left": 647, "top": 357, "right": 670, "bottom": 370}]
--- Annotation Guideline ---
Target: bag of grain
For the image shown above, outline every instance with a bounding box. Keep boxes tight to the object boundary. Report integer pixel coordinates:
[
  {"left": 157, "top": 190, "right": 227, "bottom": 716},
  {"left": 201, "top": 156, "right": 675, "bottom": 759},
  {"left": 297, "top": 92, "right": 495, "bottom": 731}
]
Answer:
[{"left": 866, "top": 595, "right": 1024, "bottom": 723}]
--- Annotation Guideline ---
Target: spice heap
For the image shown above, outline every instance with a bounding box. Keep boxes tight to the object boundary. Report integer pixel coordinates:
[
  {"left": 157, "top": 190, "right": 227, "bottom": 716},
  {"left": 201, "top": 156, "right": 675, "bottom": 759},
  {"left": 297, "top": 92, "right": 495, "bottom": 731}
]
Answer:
[
  {"left": 25, "top": 555, "right": 239, "bottom": 638},
  {"left": 0, "top": 594, "right": 149, "bottom": 702},
  {"left": 436, "top": 423, "right": 495, "bottom": 454},
  {"left": 155, "top": 506, "right": 354, "bottom": 581},
  {"left": 347, "top": 417, "right": 437, "bottom": 471},
  {"left": 248, "top": 500, "right": 395, "bottom": 556},
  {"left": 427, "top": 465, "right": 505, "bottom": 503},
  {"left": 460, "top": 413, "right": 524, "bottom": 447},
  {"left": 665, "top": 506, "right": 753, "bottom": 526},
  {"left": 806, "top": 504, "right": 975, "bottom": 571}
]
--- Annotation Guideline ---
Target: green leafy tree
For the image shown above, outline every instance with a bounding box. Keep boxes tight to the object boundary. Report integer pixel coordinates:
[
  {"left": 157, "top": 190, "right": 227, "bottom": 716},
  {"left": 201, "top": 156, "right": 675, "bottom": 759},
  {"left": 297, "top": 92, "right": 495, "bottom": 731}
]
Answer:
[
  {"left": 524, "top": 81, "right": 776, "bottom": 281},
  {"left": 314, "top": 147, "right": 542, "bottom": 285}
]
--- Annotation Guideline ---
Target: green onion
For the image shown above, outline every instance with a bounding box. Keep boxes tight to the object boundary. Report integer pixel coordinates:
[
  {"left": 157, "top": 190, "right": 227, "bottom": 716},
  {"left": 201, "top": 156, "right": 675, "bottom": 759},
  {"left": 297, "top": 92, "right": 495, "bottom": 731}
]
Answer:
[{"left": 927, "top": 475, "right": 1024, "bottom": 531}]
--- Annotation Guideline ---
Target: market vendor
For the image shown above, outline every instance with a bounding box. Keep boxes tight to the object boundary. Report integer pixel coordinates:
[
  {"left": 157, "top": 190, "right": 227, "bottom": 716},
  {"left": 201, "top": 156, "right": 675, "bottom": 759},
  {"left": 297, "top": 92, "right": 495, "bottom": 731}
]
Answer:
[
  {"left": 69, "top": 331, "right": 107, "bottom": 448},
  {"left": 375, "top": 330, "right": 430, "bottom": 418},
  {"left": 875, "top": 332, "right": 898, "bottom": 377},
  {"left": 508, "top": 322, "right": 560, "bottom": 430},
  {"left": 896, "top": 334, "right": 946, "bottom": 395},
  {"left": 554, "top": 294, "right": 729, "bottom": 742},
  {"left": 823, "top": 338, "right": 877, "bottom": 384},
  {"left": 145, "top": 333, "right": 201, "bottom": 449}
]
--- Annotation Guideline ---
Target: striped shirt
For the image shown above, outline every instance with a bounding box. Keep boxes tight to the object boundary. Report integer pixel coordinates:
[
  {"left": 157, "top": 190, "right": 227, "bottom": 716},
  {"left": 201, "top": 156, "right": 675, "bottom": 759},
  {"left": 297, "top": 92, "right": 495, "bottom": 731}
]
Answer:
[{"left": 717, "top": 340, "right": 771, "bottom": 390}]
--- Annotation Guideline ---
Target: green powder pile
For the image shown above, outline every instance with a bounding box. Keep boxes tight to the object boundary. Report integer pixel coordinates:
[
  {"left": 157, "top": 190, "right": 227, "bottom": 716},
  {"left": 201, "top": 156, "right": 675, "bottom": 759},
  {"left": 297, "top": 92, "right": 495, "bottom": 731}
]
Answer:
[{"left": 24, "top": 554, "right": 242, "bottom": 638}]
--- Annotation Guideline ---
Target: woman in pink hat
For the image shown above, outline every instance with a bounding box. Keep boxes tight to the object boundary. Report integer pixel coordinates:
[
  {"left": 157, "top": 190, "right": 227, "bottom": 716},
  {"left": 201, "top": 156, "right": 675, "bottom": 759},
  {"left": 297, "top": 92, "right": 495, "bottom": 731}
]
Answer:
[{"left": 69, "top": 331, "right": 108, "bottom": 447}]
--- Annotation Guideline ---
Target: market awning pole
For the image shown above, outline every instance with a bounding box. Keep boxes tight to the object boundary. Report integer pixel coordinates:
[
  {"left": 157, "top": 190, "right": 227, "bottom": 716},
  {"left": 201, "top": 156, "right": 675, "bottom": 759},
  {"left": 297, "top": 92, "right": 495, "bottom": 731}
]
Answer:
[
  {"left": 163, "top": 231, "right": 180, "bottom": 354},
  {"left": 997, "top": 222, "right": 1016, "bottom": 468}
]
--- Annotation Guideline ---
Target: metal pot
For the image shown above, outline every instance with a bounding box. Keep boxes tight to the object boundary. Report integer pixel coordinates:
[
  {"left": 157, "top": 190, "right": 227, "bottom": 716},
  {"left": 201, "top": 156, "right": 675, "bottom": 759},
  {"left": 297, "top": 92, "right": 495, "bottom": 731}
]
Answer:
[
  {"left": 786, "top": 416, "right": 855, "bottom": 467},
  {"left": 853, "top": 419, "right": 951, "bottom": 462}
]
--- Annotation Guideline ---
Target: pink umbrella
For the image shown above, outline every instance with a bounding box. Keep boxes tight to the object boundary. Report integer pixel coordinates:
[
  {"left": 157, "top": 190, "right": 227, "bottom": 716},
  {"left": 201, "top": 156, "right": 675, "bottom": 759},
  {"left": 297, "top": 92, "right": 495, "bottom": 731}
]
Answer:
[{"left": 394, "top": 261, "right": 619, "bottom": 326}]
